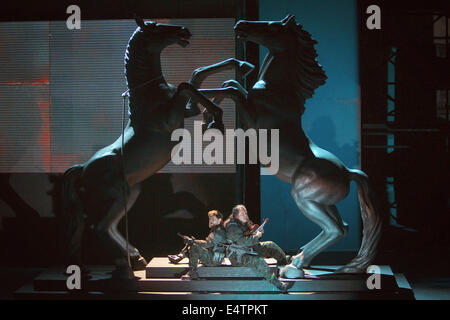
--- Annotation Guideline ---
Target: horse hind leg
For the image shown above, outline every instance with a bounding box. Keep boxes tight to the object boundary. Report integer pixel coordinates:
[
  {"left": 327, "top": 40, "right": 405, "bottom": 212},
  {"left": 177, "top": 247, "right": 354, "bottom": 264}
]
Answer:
[
  {"left": 281, "top": 200, "right": 347, "bottom": 279},
  {"left": 325, "top": 205, "right": 349, "bottom": 237},
  {"left": 94, "top": 183, "right": 143, "bottom": 278},
  {"left": 61, "top": 165, "right": 87, "bottom": 270},
  {"left": 108, "top": 184, "right": 148, "bottom": 270},
  {"left": 294, "top": 200, "right": 347, "bottom": 267}
]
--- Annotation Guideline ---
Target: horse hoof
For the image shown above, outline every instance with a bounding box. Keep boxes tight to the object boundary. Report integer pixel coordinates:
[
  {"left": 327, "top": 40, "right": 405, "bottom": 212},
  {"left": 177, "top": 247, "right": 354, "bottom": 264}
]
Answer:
[
  {"left": 131, "top": 255, "right": 148, "bottom": 271},
  {"left": 207, "top": 121, "right": 225, "bottom": 134},
  {"left": 280, "top": 264, "right": 305, "bottom": 279},
  {"left": 239, "top": 61, "right": 255, "bottom": 78},
  {"left": 184, "top": 102, "right": 202, "bottom": 117}
]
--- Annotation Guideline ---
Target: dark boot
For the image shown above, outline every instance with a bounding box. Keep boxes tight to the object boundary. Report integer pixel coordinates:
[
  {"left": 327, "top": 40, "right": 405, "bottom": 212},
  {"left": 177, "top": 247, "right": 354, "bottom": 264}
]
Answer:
[
  {"left": 270, "top": 278, "right": 293, "bottom": 293},
  {"left": 168, "top": 244, "right": 189, "bottom": 264},
  {"left": 168, "top": 253, "right": 186, "bottom": 264},
  {"left": 181, "top": 268, "right": 199, "bottom": 280}
]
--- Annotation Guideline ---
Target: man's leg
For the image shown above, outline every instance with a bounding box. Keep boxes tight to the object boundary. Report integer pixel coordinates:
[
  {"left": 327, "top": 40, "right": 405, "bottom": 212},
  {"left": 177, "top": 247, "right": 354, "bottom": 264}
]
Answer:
[
  {"left": 257, "top": 241, "right": 288, "bottom": 265},
  {"left": 182, "top": 240, "right": 207, "bottom": 280},
  {"left": 242, "top": 255, "right": 291, "bottom": 292},
  {"left": 242, "top": 255, "right": 277, "bottom": 281}
]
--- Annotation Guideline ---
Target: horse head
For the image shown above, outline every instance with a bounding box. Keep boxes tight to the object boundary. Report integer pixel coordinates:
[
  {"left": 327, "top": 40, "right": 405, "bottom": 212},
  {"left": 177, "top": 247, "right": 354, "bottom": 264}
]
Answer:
[
  {"left": 133, "top": 16, "right": 192, "bottom": 52},
  {"left": 234, "top": 14, "right": 326, "bottom": 101},
  {"left": 234, "top": 14, "right": 297, "bottom": 53},
  {"left": 125, "top": 17, "right": 192, "bottom": 88}
]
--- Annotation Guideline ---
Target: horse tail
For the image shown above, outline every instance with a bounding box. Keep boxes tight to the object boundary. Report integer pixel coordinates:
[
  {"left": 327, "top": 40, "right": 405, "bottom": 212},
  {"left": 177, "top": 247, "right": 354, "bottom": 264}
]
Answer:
[
  {"left": 339, "top": 169, "right": 382, "bottom": 273},
  {"left": 61, "top": 164, "right": 86, "bottom": 265}
]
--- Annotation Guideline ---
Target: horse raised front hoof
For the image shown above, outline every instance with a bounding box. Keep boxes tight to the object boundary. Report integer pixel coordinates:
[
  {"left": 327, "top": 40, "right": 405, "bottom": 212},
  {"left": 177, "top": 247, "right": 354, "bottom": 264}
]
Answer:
[
  {"left": 280, "top": 264, "right": 305, "bottom": 279},
  {"left": 238, "top": 60, "right": 255, "bottom": 78},
  {"left": 207, "top": 120, "right": 225, "bottom": 134}
]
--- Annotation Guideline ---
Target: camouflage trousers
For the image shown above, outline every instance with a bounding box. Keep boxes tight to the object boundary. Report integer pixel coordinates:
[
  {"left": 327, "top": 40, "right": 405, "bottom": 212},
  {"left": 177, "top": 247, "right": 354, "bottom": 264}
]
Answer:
[
  {"left": 254, "top": 241, "right": 288, "bottom": 265},
  {"left": 228, "top": 241, "right": 287, "bottom": 283},
  {"left": 229, "top": 253, "right": 278, "bottom": 283},
  {"left": 188, "top": 240, "right": 222, "bottom": 269}
]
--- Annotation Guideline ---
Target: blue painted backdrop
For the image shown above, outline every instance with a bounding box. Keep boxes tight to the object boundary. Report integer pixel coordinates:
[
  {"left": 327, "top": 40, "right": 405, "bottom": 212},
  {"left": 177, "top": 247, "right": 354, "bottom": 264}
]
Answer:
[{"left": 259, "top": 0, "right": 361, "bottom": 252}]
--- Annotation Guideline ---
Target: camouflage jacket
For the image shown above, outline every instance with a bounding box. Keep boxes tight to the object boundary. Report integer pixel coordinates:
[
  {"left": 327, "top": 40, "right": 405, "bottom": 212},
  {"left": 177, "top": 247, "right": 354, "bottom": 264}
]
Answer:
[
  {"left": 203, "top": 224, "right": 227, "bottom": 253},
  {"left": 225, "top": 219, "right": 259, "bottom": 247},
  {"left": 224, "top": 219, "right": 260, "bottom": 262}
]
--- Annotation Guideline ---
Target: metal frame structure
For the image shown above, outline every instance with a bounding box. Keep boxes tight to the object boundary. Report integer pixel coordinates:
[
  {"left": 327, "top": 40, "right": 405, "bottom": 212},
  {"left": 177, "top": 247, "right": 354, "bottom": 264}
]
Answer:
[{"left": 359, "top": 1, "right": 449, "bottom": 233}]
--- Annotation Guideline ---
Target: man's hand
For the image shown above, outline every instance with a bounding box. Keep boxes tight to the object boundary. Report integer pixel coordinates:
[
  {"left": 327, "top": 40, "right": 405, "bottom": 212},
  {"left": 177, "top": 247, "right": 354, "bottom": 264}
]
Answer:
[
  {"left": 255, "top": 230, "right": 263, "bottom": 239},
  {"left": 213, "top": 252, "right": 225, "bottom": 263},
  {"left": 178, "top": 233, "right": 195, "bottom": 245}
]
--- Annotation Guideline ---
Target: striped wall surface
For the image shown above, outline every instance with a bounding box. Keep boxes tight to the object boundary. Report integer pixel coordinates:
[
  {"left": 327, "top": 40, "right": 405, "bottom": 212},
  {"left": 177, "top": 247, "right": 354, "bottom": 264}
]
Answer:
[{"left": 0, "top": 19, "right": 237, "bottom": 173}]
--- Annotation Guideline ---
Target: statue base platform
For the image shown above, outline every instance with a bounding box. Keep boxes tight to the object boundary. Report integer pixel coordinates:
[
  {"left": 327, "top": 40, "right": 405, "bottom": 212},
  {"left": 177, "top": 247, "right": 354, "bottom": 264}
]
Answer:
[
  {"left": 146, "top": 257, "right": 279, "bottom": 278},
  {"left": 15, "top": 257, "right": 415, "bottom": 300}
]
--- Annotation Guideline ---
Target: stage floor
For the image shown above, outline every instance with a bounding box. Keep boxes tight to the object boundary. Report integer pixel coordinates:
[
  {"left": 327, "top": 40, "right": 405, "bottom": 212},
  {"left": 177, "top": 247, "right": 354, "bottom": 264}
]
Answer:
[{"left": 12, "top": 258, "right": 416, "bottom": 300}]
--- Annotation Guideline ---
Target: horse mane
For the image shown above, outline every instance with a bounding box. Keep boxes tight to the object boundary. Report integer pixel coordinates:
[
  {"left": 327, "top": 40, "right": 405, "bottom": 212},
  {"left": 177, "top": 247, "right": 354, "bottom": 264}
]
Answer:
[
  {"left": 124, "top": 28, "right": 153, "bottom": 89},
  {"left": 290, "top": 23, "right": 327, "bottom": 105}
]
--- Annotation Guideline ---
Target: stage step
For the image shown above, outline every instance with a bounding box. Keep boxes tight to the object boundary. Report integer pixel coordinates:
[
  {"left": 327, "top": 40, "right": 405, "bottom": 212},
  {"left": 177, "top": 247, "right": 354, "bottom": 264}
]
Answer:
[
  {"left": 15, "top": 258, "right": 415, "bottom": 300},
  {"left": 15, "top": 283, "right": 415, "bottom": 300},
  {"left": 33, "top": 267, "right": 400, "bottom": 293},
  {"left": 146, "top": 257, "right": 278, "bottom": 278}
]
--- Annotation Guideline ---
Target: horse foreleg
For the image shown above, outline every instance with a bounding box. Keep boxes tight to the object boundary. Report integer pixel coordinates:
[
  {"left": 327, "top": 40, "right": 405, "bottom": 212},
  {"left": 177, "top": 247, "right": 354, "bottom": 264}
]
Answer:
[
  {"left": 219, "top": 79, "right": 248, "bottom": 95},
  {"left": 189, "top": 58, "right": 254, "bottom": 88},
  {"left": 177, "top": 83, "right": 225, "bottom": 131},
  {"left": 198, "top": 86, "right": 255, "bottom": 128},
  {"left": 197, "top": 80, "right": 247, "bottom": 131},
  {"left": 185, "top": 59, "right": 254, "bottom": 118}
]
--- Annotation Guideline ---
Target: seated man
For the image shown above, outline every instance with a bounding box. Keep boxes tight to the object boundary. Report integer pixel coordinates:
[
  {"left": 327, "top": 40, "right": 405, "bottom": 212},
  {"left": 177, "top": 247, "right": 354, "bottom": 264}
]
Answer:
[
  {"left": 174, "top": 210, "right": 228, "bottom": 280},
  {"left": 225, "top": 204, "right": 291, "bottom": 292}
]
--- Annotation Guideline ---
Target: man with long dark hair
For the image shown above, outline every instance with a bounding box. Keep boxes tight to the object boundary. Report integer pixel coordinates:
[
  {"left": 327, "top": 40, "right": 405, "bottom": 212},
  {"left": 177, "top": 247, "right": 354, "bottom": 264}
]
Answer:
[{"left": 224, "top": 204, "right": 292, "bottom": 292}]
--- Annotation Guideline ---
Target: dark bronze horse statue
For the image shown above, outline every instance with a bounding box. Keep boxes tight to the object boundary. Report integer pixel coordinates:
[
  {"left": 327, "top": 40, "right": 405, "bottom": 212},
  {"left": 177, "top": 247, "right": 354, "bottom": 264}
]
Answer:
[
  {"left": 61, "top": 18, "right": 253, "bottom": 278},
  {"left": 201, "top": 15, "right": 382, "bottom": 277}
]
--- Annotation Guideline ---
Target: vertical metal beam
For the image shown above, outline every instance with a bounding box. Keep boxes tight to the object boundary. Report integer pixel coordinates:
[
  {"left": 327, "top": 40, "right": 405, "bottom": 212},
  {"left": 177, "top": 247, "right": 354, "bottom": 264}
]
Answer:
[
  {"left": 235, "top": 0, "right": 246, "bottom": 206},
  {"left": 234, "top": 0, "right": 260, "bottom": 222}
]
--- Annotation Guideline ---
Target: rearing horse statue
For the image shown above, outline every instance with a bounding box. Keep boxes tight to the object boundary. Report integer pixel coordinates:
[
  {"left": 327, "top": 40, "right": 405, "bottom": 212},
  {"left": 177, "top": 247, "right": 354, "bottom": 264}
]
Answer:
[
  {"left": 61, "top": 17, "right": 253, "bottom": 279},
  {"left": 200, "top": 15, "right": 382, "bottom": 277}
]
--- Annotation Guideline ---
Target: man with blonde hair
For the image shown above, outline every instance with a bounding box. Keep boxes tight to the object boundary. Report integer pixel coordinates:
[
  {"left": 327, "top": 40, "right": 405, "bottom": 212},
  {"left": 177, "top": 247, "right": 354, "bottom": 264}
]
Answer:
[{"left": 169, "top": 209, "right": 227, "bottom": 280}]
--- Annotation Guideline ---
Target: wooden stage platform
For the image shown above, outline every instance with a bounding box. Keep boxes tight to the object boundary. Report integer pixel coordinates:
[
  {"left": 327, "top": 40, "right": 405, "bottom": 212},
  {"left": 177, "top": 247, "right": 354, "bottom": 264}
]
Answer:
[{"left": 15, "top": 257, "right": 415, "bottom": 300}]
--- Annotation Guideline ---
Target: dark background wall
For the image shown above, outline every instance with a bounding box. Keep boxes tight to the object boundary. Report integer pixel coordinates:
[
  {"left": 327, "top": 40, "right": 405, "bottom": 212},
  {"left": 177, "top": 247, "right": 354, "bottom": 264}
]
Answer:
[
  {"left": 357, "top": 0, "right": 449, "bottom": 271},
  {"left": 0, "top": 173, "right": 236, "bottom": 266}
]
